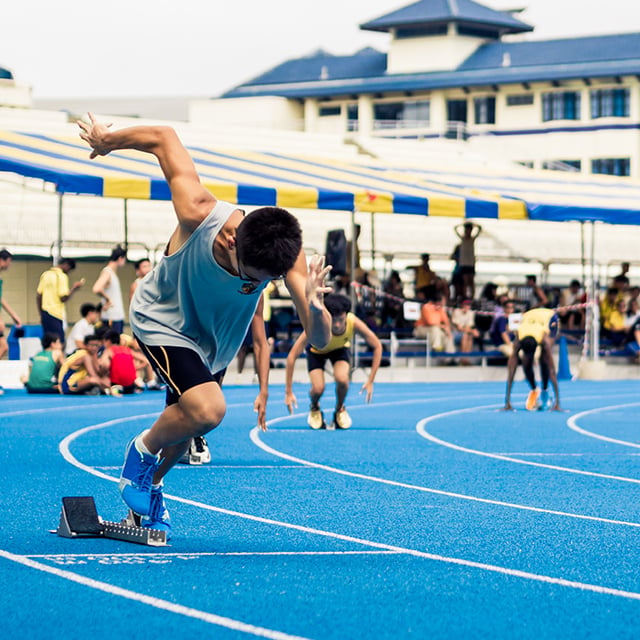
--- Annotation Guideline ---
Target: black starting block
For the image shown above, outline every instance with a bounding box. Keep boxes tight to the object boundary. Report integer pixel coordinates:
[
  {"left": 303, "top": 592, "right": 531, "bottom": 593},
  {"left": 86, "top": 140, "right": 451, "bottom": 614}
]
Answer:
[{"left": 53, "top": 496, "right": 167, "bottom": 546}]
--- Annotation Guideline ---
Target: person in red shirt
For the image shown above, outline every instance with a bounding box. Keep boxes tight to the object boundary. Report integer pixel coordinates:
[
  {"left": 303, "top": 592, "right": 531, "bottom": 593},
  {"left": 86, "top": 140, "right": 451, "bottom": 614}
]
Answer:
[{"left": 101, "top": 328, "right": 142, "bottom": 394}]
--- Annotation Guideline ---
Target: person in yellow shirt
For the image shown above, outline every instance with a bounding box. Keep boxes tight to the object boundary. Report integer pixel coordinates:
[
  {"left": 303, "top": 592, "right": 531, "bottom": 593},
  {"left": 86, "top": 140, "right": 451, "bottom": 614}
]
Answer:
[
  {"left": 285, "top": 293, "right": 382, "bottom": 430},
  {"left": 503, "top": 308, "right": 561, "bottom": 412},
  {"left": 36, "top": 258, "right": 84, "bottom": 343},
  {"left": 58, "top": 334, "right": 110, "bottom": 395}
]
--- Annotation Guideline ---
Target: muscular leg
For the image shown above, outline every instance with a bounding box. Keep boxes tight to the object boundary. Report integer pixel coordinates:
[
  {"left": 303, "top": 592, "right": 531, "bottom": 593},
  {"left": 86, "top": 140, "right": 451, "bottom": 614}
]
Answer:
[
  {"left": 333, "top": 360, "right": 350, "bottom": 411},
  {"left": 521, "top": 353, "right": 536, "bottom": 389},
  {"left": 539, "top": 357, "right": 550, "bottom": 391},
  {"left": 308, "top": 368, "right": 325, "bottom": 408},
  {"left": 141, "top": 381, "right": 226, "bottom": 484}
]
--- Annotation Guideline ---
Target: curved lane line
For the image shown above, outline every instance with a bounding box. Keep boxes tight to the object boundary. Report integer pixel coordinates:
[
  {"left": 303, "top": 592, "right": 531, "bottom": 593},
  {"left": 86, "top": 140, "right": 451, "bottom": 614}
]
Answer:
[
  {"left": 0, "top": 549, "right": 310, "bottom": 640},
  {"left": 567, "top": 402, "right": 640, "bottom": 449},
  {"left": 52, "top": 413, "right": 640, "bottom": 603},
  {"left": 250, "top": 416, "right": 640, "bottom": 528},
  {"left": 416, "top": 404, "right": 640, "bottom": 485}
]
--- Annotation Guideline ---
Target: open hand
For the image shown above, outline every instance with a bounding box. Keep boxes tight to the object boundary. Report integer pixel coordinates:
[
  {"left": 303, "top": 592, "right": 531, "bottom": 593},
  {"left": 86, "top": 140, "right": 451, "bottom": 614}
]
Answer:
[{"left": 78, "top": 112, "right": 113, "bottom": 159}]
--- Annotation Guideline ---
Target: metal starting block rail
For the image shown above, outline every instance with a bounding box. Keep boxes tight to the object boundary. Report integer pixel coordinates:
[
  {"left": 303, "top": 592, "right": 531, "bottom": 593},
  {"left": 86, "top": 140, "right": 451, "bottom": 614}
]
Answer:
[{"left": 53, "top": 496, "right": 168, "bottom": 547}]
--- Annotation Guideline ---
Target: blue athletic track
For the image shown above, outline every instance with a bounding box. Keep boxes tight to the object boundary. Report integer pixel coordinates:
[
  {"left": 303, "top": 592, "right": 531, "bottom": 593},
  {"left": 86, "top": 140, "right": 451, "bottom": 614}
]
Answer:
[{"left": 2, "top": 379, "right": 640, "bottom": 639}]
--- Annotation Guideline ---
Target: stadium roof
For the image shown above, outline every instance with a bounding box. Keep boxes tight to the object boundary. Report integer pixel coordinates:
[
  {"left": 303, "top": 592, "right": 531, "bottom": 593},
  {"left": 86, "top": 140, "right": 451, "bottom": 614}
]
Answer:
[
  {"left": 2, "top": 129, "right": 640, "bottom": 225},
  {"left": 359, "top": 0, "right": 533, "bottom": 35},
  {"left": 224, "top": 32, "right": 640, "bottom": 99}
]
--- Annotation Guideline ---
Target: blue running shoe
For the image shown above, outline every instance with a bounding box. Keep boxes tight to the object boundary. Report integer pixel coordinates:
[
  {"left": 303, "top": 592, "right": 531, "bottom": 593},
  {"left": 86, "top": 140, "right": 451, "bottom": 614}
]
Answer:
[
  {"left": 141, "top": 485, "right": 171, "bottom": 541},
  {"left": 539, "top": 389, "right": 550, "bottom": 411},
  {"left": 119, "top": 433, "right": 160, "bottom": 516}
]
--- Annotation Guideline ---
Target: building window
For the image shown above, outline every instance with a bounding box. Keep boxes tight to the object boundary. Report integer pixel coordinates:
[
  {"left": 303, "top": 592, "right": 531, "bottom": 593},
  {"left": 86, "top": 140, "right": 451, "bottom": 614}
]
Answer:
[
  {"left": 542, "top": 91, "right": 581, "bottom": 121},
  {"left": 319, "top": 106, "right": 341, "bottom": 117},
  {"left": 474, "top": 96, "right": 496, "bottom": 124},
  {"left": 346, "top": 104, "right": 358, "bottom": 132},
  {"left": 591, "top": 158, "right": 630, "bottom": 176},
  {"left": 373, "top": 100, "right": 430, "bottom": 129},
  {"left": 590, "top": 88, "right": 630, "bottom": 118},
  {"left": 541, "top": 160, "right": 581, "bottom": 172},
  {"left": 506, "top": 94, "right": 534, "bottom": 106}
]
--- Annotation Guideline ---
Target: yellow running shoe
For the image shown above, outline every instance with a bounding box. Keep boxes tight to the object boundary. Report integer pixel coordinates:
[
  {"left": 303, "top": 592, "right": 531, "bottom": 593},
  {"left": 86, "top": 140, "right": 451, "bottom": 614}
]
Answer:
[
  {"left": 307, "top": 409, "right": 325, "bottom": 430},
  {"left": 333, "top": 407, "right": 352, "bottom": 430},
  {"left": 526, "top": 389, "right": 540, "bottom": 411}
]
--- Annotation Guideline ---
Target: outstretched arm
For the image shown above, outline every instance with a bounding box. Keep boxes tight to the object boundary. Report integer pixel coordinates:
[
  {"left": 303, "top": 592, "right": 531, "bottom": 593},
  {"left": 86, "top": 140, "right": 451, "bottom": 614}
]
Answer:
[
  {"left": 353, "top": 317, "right": 383, "bottom": 402},
  {"left": 78, "top": 113, "right": 215, "bottom": 235},
  {"left": 284, "top": 331, "right": 308, "bottom": 414},
  {"left": 285, "top": 253, "right": 332, "bottom": 350},
  {"left": 250, "top": 297, "right": 271, "bottom": 431}
]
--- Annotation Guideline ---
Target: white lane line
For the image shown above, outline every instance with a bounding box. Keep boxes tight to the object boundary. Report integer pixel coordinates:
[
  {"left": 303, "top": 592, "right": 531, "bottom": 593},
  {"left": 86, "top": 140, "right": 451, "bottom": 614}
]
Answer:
[
  {"left": 251, "top": 416, "right": 640, "bottom": 529},
  {"left": 55, "top": 413, "right": 640, "bottom": 604},
  {"left": 416, "top": 404, "right": 640, "bottom": 485},
  {"left": 0, "top": 549, "right": 310, "bottom": 640},
  {"left": 28, "top": 550, "right": 401, "bottom": 560},
  {"left": 567, "top": 402, "right": 640, "bottom": 448}
]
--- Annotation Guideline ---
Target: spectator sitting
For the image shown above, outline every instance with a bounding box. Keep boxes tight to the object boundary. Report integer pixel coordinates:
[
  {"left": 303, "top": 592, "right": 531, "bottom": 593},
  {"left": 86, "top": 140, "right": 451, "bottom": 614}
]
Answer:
[
  {"left": 489, "top": 299, "right": 516, "bottom": 358},
  {"left": 558, "top": 280, "right": 585, "bottom": 331},
  {"left": 65, "top": 303, "right": 100, "bottom": 356},
  {"left": 101, "top": 329, "right": 144, "bottom": 394},
  {"left": 414, "top": 294, "right": 455, "bottom": 353},
  {"left": 451, "top": 299, "right": 479, "bottom": 365},
  {"left": 58, "top": 334, "right": 111, "bottom": 395},
  {"left": 118, "top": 333, "right": 164, "bottom": 390},
  {"left": 22, "top": 333, "right": 64, "bottom": 394},
  {"left": 602, "top": 298, "right": 628, "bottom": 347},
  {"left": 599, "top": 288, "right": 623, "bottom": 339}
]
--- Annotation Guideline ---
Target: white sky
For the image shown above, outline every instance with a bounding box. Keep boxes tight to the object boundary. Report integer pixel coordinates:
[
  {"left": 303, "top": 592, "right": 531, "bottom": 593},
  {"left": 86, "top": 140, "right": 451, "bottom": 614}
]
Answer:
[{"left": 3, "top": 0, "right": 640, "bottom": 99}]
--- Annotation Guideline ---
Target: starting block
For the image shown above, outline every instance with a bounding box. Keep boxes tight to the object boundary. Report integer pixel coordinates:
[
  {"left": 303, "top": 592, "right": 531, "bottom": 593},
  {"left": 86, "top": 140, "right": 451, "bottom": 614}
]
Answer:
[{"left": 53, "top": 496, "right": 167, "bottom": 546}]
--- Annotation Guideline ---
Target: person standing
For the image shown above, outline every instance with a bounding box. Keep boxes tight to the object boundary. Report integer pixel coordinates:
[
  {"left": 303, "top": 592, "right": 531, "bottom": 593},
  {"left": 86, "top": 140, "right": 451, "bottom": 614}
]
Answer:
[
  {"left": 36, "top": 257, "right": 84, "bottom": 344},
  {"left": 454, "top": 221, "right": 482, "bottom": 300},
  {"left": 0, "top": 249, "right": 22, "bottom": 361},
  {"left": 78, "top": 113, "right": 331, "bottom": 540},
  {"left": 93, "top": 245, "right": 127, "bottom": 333},
  {"left": 129, "top": 257, "right": 152, "bottom": 301}
]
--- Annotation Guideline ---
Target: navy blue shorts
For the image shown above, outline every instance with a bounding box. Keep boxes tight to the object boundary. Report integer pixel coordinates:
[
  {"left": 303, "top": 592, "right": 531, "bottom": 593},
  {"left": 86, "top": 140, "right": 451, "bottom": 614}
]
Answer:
[
  {"left": 306, "top": 346, "right": 350, "bottom": 372},
  {"left": 135, "top": 337, "right": 224, "bottom": 406}
]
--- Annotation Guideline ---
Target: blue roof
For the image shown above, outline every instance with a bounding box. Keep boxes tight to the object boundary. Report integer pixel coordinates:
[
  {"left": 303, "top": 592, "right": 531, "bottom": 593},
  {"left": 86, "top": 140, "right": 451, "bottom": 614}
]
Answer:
[
  {"left": 360, "top": 0, "right": 532, "bottom": 34},
  {"left": 239, "top": 48, "right": 386, "bottom": 88},
  {"left": 223, "top": 32, "right": 640, "bottom": 99},
  {"left": 0, "top": 67, "right": 13, "bottom": 80}
]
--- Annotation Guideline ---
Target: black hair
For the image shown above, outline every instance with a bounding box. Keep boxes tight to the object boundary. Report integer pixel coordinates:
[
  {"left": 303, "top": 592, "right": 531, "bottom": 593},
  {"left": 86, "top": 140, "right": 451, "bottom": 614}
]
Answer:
[
  {"left": 0, "top": 248, "right": 12, "bottom": 261},
  {"left": 80, "top": 303, "right": 98, "bottom": 317},
  {"left": 109, "top": 245, "right": 127, "bottom": 262},
  {"left": 235, "top": 207, "right": 302, "bottom": 276},
  {"left": 134, "top": 258, "right": 151, "bottom": 270},
  {"left": 520, "top": 336, "right": 538, "bottom": 355},
  {"left": 59, "top": 257, "right": 76, "bottom": 270},
  {"left": 83, "top": 334, "right": 101, "bottom": 345},
  {"left": 324, "top": 293, "right": 351, "bottom": 317},
  {"left": 103, "top": 329, "right": 121, "bottom": 344},
  {"left": 41, "top": 332, "right": 60, "bottom": 349}
]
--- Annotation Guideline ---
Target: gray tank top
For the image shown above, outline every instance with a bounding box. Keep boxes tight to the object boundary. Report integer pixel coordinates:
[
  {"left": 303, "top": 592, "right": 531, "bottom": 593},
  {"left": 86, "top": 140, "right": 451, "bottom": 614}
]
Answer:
[{"left": 129, "top": 200, "right": 266, "bottom": 373}]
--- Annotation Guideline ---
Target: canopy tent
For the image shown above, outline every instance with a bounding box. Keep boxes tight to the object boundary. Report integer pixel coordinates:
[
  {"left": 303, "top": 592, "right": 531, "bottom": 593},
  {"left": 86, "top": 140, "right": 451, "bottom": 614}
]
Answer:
[
  {"left": 3, "top": 127, "right": 640, "bottom": 366},
  {"left": 2, "top": 129, "right": 640, "bottom": 224}
]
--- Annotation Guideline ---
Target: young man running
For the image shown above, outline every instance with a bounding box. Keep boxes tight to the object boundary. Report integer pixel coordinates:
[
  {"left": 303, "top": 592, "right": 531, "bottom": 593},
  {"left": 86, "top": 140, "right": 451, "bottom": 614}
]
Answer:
[
  {"left": 78, "top": 114, "right": 331, "bottom": 539},
  {"left": 285, "top": 293, "right": 383, "bottom": 429},
  {"left": 503, "top": 307, "right": 561, "bottom": 412}
]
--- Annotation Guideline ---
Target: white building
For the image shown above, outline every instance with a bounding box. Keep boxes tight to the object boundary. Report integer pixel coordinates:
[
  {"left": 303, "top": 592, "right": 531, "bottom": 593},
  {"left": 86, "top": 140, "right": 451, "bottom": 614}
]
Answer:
[{"left": 192, "top": 0, "right": 640, "bottom": 179}]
